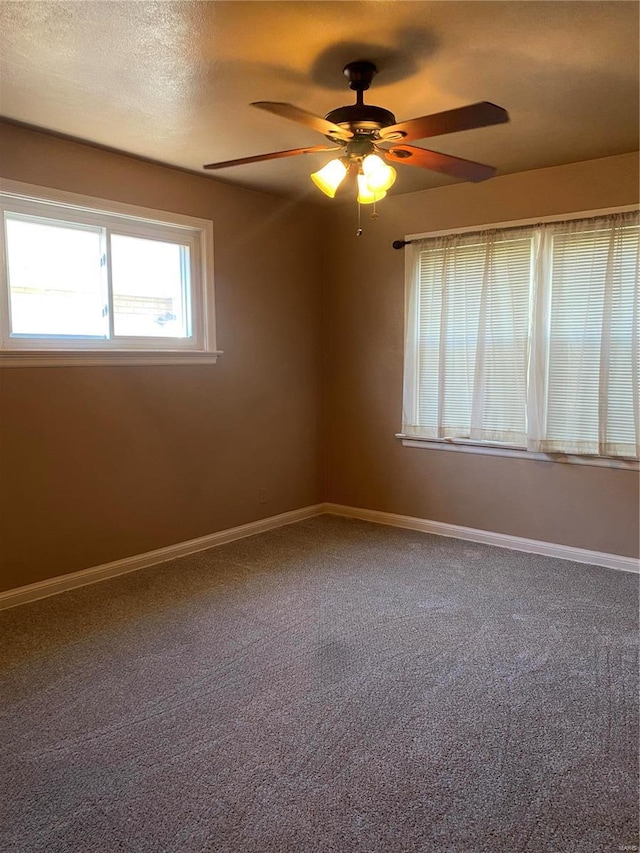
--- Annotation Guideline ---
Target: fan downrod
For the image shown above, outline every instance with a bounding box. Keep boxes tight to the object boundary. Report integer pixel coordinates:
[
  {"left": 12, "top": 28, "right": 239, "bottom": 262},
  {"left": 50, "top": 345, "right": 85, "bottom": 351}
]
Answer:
[{"left": 324, "top": 60, "right": 395, "bottom": 136}]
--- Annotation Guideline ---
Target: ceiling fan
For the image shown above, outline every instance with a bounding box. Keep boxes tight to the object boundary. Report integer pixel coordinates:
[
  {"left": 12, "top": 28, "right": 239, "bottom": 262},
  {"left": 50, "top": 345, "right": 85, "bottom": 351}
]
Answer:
[{"left": 203, "top": 61, "right": 509, "bottom": 204}]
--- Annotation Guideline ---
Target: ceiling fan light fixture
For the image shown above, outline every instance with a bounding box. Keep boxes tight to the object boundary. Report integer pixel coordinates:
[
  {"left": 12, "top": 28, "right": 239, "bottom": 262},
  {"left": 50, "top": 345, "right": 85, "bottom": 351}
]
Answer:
[
  {"left": 310, "top": 158, "right": 348, "bottom": 197},
  {"left": 204, "top": 64, "right": 509, "bottom": 217},
  {"left": 362, "top": 154, "right": 397, "bottom": 192},
  {"left": 356, "top": 173, "right": 387, "bottom": 205}
]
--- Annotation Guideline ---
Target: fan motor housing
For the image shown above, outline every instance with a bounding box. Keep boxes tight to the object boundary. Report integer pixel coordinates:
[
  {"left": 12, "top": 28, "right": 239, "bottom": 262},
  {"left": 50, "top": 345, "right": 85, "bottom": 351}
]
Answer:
[{"left": 324, "top": 104, "right": 396, "bottom": 138}]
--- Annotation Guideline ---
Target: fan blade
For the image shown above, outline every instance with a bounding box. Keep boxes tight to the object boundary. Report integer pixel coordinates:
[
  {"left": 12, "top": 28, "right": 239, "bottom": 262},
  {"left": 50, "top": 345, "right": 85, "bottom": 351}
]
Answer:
[
  {"left": 383, "top": 145, "right": 496, "bottom": 182},
  {"left": 252, "top": 102, "right": 353, "bottom": 141},
  {"left": 203, "top": 145, "right": 340, "bottom": 170},
  {"left": 379, "top": 102, "right": 509, "bottom": 142}
]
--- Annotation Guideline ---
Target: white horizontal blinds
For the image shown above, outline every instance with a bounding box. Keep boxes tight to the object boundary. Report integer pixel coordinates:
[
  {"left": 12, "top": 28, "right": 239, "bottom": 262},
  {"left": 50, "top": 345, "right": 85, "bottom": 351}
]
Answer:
[
  {"left": 403, "top": 209, "right": 639, "bottom": 458},
  {"left": 401, "top": 241, "right": 421, "bottom": 432},
  {"left": 411, "top": 235, "right": 480, "bottom": 438},
  {"left": 601, "top": 217, "right": 639, "bottom": 457},
  {"left": 406, "top": 230, "right": 532, "bottom": 443},
  {"left": 470, "top": 233, "right": 532, "bottom": 444},
  {"left": 410, "top": 240, "right": 444, "bottom": 436},
  {"left": 437, "top": 236, "right": 481, "bottom": 438},
  {"left": 540, "top": 213, "right": 639, "bottom": 457}
]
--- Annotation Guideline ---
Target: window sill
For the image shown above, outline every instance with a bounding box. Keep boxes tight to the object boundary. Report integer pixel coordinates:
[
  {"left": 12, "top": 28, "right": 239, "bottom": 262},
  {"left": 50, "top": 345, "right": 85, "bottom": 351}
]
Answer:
[
  {"left": 0, "top": 350, "right": 223, "bottom": 367},
  {"left": 396, "top": 435, "right": 639, "bottom": 471}
]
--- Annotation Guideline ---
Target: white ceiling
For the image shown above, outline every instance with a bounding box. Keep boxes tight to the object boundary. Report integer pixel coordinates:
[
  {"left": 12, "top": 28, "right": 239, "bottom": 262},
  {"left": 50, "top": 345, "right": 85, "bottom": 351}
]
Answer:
[{"left": 0, "top": 1, "right": 638, "bottom": 202}]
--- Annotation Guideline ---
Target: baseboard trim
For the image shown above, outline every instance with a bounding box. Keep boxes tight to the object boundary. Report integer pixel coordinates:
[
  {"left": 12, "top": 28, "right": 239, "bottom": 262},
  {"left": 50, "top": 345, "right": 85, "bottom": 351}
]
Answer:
[
  {"left": 0, "top": 504, "right": 325, "bottom": 611},
  {"left": 323, "top": 503, "right": 639, "bottom": 574},
  {"left": 2, "top": 501, "right": 636, "bottom": 610}
]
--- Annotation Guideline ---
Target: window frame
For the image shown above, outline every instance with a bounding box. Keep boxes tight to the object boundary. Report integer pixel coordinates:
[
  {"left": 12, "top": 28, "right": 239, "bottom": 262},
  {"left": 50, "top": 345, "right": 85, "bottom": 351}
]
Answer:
[
  {"left": 398, "top": 204, "right": 640, "bottom": 470},
  {"left": 0, "top": 179, "right": 221, "bottom": 366}
]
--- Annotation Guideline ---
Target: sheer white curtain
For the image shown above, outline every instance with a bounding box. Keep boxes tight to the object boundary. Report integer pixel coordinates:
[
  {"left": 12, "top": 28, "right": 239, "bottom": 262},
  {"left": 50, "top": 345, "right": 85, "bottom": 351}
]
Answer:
[
  {"left": 403, "top": 210, "right": 640, "bottom": 459},
  {"left": 528, "top": 212, "right": 639, "bottom": 457},
  {"left": 403, "top": 226, "right": 534, "bottom": 446}
]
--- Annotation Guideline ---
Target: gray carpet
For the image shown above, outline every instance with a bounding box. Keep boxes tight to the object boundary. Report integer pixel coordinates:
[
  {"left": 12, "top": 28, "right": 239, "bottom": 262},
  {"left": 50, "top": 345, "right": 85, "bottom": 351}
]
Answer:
[{"left": 1, "top": 515, "right": 638, "bottom": 853}]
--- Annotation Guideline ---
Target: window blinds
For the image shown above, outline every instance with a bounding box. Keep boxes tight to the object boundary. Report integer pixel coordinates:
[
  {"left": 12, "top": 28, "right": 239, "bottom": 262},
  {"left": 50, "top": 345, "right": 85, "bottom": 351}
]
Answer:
[
  {"left": 533, "top": 215, "right": 639, "bottom": 457},
  {"left": 403, "top": 210, "right": 639, "bottom": 459}
]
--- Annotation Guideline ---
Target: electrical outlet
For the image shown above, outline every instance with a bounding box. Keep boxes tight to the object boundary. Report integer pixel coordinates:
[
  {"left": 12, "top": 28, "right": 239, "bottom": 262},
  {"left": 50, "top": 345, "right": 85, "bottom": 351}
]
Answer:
[{"left": 258, "top": 487, "right": 268, "bottom": 505}]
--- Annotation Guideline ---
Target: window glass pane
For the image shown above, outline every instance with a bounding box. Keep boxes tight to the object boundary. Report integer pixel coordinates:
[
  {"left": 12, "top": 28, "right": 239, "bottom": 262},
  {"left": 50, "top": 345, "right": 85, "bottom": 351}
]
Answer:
[
  {"left": 6, "top": 214, "right": 106, "bottom": 336},
  {"left": 110, "top": 234, "right": 190, "bottom": 338}
]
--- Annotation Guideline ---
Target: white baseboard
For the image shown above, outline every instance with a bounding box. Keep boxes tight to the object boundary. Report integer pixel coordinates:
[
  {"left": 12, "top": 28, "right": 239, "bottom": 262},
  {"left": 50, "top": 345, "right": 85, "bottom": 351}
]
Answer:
[
  {"left": 2, "top": 501, "right": 637, "bottom": 610},
  {"left": 0, "top": 504, "right": 325, "bottom": 611},
  {"left": 323, "top": 503, "right": 639, "bottom": 574}
]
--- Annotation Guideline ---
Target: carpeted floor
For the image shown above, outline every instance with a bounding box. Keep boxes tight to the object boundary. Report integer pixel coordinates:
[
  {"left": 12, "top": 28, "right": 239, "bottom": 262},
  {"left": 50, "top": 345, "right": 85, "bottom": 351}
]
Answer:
[{"left": 1, "top": 515, "right": 638, "bottom": 853}]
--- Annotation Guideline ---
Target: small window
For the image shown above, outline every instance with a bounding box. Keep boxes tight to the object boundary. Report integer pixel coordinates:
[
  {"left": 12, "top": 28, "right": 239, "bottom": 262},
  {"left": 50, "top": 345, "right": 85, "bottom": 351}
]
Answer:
[{"left": 0, "top": 181, "right": 219, "bottom": 365}]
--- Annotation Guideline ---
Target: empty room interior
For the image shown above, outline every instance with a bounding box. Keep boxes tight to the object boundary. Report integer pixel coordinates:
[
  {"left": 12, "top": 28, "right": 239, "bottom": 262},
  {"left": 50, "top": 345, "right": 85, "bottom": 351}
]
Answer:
[{"left": 1, "top": 2, "right": 639, "bottom": 851}]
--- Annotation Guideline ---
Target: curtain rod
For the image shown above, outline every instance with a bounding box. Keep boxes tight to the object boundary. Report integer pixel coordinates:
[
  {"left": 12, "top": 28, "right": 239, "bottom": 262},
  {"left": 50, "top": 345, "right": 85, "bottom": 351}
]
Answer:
[{"left": 392, "top": 206, "right": 638, "bottom": 249}]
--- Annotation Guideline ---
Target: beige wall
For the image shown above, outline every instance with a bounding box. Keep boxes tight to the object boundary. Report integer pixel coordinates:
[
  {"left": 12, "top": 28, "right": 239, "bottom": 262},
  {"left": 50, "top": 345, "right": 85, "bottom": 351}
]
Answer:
[
  {"left": 323, "top": 153, "right": 640, "bottom": 558},
  {"left": 0, "top": 123, "right": 324, "bottom": 592},
  {"left": 1, "top": 127, "right": 638, "bottom": 596}
]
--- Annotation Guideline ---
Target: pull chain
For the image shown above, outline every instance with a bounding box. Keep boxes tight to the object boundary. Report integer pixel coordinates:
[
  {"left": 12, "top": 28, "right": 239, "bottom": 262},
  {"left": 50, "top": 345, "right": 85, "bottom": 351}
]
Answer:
[{"left": 356, "top": 200, "right": 363, "bottom": 237}]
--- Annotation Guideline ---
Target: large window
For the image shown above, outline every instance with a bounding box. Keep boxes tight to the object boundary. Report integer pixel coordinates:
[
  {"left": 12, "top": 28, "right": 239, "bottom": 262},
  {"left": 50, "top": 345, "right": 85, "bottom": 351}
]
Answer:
[
  {"left": 402, "top": 209, "right": 639, "bottom": 462},
  {"left": 0, "top": 181, "right": 218, "bottom": 365}
]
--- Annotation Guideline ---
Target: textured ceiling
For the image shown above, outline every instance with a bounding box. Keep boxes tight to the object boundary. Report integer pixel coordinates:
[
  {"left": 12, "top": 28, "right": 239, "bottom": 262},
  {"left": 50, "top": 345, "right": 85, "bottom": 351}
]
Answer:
[{"left": 0, "top": 1, "right": 638, "bottom": 202}]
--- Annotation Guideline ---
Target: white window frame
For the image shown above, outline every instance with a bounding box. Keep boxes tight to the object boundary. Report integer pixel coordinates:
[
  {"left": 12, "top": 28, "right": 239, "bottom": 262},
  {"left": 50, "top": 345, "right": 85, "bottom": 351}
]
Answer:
[
  {"left": 0, "top": 179, "right": 221, "bottom": 366},
  {"left": 398, "top": 204, "right": 640, "bottom": 471}
]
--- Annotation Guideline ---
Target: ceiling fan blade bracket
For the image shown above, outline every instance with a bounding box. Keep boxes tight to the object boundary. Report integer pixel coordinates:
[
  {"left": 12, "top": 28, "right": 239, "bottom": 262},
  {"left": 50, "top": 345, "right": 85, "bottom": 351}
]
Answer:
[{"left": 384, "top": 147, "right": 412, "bottom": 159}]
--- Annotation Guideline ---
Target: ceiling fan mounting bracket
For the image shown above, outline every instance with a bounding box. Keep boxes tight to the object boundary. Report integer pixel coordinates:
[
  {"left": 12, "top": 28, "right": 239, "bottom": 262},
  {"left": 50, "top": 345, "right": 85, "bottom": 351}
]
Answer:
[{"left": 343, "top": 60, "right": 377, "bottom": 91}]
